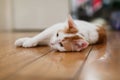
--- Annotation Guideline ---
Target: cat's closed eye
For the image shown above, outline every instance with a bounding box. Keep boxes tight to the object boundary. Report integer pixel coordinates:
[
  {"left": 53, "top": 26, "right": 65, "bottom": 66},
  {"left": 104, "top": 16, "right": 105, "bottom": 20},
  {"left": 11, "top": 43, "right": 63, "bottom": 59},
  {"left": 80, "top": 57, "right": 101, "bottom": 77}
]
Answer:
[
  {"left": 59, "top": 42, "right": 63, "bottom": 47},
  {"left": 57, "top": 33, "right": 59, "bottom": 37}
]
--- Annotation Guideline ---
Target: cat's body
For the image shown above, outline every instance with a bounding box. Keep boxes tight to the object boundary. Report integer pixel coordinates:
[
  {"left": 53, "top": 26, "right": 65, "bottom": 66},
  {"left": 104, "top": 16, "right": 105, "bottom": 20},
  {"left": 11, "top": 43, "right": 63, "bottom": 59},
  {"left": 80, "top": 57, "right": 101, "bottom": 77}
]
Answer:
[{"left": 15, "top": 16, "right": 106, "bottom": 51}]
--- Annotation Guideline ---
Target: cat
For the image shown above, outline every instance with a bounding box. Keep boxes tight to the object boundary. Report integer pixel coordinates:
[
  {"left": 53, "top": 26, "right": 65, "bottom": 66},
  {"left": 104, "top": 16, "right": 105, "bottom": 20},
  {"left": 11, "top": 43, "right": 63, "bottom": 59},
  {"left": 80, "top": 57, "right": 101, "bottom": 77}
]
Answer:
[{"left": 15, "top": 15, "right": 106, "bottom": 51}]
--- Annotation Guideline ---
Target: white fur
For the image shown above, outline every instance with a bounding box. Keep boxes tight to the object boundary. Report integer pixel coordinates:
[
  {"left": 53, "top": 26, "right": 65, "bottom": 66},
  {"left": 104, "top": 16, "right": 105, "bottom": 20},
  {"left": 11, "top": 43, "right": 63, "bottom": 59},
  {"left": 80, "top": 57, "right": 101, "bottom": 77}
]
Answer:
[{"left": 15, "top": 20, "right": 99, "bottom": 51}]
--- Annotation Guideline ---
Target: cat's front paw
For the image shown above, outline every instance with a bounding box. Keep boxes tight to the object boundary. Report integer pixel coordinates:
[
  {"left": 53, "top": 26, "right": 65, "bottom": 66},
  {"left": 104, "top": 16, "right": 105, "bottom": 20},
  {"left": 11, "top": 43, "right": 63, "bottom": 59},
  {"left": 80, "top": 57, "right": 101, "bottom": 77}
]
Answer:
[
  {"left": 15, "top": 37, "right": 38, "bottom": 48},
  {"left": 22, "top": 39, "right": 38, "bottom": 48},
  {"left": 15, "top": 37, "right": 30, "bottom": 47}
]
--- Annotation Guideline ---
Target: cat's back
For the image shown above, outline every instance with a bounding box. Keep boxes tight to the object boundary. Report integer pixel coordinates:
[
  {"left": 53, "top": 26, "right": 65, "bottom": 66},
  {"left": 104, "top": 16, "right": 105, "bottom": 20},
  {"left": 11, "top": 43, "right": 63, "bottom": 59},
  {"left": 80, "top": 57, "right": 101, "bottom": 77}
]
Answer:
[
  {"left": 74, "top": 20, "right": 98, "bottom": 30},
  {"left": 50, "top": 20, "right": 98, "bottom": 32}
]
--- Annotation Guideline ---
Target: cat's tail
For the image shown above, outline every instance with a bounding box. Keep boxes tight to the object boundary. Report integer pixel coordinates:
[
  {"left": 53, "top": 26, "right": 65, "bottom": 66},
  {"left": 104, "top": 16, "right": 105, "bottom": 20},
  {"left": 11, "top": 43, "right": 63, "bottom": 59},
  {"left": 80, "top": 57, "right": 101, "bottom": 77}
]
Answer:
[
  {"left": 91, "top": 18, "right": 107, "bottom": 28},
  {"left": 91, "top": 18, "right": 107, "bottom": 43}
]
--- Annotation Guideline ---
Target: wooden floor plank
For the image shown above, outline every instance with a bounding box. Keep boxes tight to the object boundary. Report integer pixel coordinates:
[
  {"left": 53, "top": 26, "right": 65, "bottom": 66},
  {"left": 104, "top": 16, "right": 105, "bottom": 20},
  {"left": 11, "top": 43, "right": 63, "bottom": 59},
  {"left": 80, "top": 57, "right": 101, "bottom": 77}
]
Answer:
[
  {"left": 77, "top": 32, "right": 120, "bottom": 80},
  {"left": 6, "top": 46, "right": 92, "bottom": 80},
  {"left": 0, "top": 33, "right": 52, "bottom": 80},
  {"left": 0, "top": 32, "right": 38, "bottom": 60},
  {"left": 1, "top": 32, "right": 119, "bottom": 80}
]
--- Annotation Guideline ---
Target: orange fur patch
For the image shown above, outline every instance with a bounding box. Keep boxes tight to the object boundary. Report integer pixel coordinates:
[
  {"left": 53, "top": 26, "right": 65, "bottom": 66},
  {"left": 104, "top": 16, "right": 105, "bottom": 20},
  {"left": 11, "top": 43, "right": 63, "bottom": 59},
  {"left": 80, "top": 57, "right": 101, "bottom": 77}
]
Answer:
[
  {"left": 97, "top": 26, "right": 106, "bottom": 43},
  {"left": 64, "top": 27, "right": 78, "bottom": 34},
  {"left": 62, "top": 35, "right": 83, "bottom": 51},
  {"left": 62, "top": 40, "right": 73, "bottom": 51}
]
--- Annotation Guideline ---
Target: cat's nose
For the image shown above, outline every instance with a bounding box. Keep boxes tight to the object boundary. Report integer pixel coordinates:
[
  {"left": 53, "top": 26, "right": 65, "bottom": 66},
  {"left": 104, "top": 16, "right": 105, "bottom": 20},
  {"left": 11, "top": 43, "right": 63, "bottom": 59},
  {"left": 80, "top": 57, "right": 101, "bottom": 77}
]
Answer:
[
  {"left": 51, "top": 43, "right": 54, "bottom": 45},
  {"left": 81, "top": 41, "right": 89, "bottom": 48}
]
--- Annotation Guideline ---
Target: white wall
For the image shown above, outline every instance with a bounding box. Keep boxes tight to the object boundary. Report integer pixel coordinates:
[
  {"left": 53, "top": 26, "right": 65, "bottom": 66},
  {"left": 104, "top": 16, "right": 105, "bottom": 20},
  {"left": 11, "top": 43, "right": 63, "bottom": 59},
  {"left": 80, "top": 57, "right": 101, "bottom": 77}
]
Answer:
[
  {"left": 13, "top": 0, "right": 70, "bottom": 30},
  {"left": 0, "top": 0, "right": 12, "bottom": 31},
  {"left": 0, "top": 0, "right": 6, "bottom": 31}
]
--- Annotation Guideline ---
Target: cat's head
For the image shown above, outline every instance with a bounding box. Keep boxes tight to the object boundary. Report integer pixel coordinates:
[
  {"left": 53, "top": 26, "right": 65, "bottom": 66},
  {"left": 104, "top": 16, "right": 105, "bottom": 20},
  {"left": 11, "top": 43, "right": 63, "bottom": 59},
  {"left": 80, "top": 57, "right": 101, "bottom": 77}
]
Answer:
[{"left": 50, "top": 16, "right": 89, "bottom": 51}]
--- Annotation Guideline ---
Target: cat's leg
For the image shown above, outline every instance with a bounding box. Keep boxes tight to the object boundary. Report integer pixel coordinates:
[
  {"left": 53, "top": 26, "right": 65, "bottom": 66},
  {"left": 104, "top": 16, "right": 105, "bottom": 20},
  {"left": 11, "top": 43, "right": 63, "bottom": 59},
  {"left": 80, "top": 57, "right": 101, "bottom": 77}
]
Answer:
[
  {"left": 15, "top": 35, "right": 48, "bottom": 48},
  {"left": 15, "top": 28, "right": 54, "bottom": 47}
]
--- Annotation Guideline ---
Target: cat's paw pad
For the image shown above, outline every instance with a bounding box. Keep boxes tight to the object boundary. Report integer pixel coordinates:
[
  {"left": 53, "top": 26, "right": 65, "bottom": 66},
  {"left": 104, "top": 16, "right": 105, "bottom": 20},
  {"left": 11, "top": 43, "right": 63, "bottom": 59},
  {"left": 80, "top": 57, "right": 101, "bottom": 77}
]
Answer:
[
  {"left": 15, "top": 37, "right": 30, "bottom": 47},
  {"left": 22, "top": 39, "right": 37, "bottom": 48}
]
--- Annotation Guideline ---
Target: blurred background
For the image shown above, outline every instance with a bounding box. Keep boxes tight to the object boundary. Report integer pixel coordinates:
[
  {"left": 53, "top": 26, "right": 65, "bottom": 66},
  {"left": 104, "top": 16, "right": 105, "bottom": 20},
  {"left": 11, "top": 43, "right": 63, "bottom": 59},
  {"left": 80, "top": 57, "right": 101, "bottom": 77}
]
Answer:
[{"left": 0, "top": 0, "right": 120, "bottom": 32}]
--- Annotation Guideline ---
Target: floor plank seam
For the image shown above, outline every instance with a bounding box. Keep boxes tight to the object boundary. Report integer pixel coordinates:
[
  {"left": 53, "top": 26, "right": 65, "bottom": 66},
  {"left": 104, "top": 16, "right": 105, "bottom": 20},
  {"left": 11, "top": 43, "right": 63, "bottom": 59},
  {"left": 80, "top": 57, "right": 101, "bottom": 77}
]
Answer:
[
  {"left": 73, "top": 46, "right": 93, "bottom": 80},
  {"left": 2, "top": 49, "right": 54, "bottom": 80},
  {"left": 0, "top": 50, "right": 20, "bottom": 60}
]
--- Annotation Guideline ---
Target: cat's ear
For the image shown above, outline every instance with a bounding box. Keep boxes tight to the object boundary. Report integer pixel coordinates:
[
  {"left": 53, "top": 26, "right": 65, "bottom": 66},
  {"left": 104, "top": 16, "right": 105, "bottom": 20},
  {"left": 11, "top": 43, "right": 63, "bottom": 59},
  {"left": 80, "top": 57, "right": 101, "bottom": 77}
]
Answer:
[
  {"left": 65, "top": 15, "right": 78, "bottom": 33},
  {"left": 74, "top": 40, "right": 89, "bottom": 50}
]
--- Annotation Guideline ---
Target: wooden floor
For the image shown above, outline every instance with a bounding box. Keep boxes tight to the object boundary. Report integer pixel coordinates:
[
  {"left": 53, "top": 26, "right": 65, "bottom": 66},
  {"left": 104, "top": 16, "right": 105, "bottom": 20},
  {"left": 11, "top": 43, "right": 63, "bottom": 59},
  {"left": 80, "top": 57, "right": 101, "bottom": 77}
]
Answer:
[{"left": 0, "top": 31, "right": 120, "bottom": 80}]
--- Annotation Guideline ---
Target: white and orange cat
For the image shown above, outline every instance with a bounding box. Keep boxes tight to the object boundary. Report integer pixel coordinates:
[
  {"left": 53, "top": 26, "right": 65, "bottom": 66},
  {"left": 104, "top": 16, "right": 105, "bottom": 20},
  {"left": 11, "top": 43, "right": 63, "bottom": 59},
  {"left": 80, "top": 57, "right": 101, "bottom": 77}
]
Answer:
[{"left": 15, "top": 16, "right": 106, "bottom": 51}]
